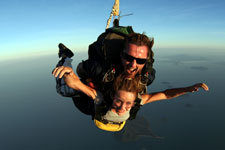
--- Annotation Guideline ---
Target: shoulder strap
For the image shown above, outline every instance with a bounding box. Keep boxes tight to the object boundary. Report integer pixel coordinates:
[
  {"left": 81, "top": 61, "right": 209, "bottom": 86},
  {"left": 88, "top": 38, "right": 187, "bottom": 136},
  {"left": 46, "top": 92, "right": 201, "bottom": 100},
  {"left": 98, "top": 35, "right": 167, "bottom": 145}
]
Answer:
[
  {"left": 94, "top": 93, "right": 113, "bottom": 121},
  {"left": 94, "top": 101, "right": 109, "bottom": 121},
  {"left": 128, "top": 95, "right": 142, "bottom": 120}
]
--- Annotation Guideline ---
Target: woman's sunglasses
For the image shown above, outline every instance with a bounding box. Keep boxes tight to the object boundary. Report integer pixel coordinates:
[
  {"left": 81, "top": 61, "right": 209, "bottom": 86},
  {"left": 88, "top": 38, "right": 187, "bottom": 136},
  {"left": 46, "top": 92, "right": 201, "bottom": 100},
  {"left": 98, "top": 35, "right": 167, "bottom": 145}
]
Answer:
[{"left": 122, "top": 52, "right": 147, "bottom": 64}]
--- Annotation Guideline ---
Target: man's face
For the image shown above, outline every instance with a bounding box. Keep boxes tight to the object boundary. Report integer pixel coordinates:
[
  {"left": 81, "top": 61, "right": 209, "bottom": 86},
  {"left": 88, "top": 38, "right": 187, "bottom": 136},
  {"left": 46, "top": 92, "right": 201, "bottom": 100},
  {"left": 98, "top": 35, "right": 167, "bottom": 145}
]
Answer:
[{"left": 121, "top": 43, "right": 148, "bottom": 78}]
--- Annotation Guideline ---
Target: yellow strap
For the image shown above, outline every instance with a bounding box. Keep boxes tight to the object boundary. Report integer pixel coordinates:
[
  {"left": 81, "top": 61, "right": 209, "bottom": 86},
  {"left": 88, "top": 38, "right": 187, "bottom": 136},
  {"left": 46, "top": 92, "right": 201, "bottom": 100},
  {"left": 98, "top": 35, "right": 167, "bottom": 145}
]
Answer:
[{"left": 94, "top": 119, "right": 126, "bottom": 132}]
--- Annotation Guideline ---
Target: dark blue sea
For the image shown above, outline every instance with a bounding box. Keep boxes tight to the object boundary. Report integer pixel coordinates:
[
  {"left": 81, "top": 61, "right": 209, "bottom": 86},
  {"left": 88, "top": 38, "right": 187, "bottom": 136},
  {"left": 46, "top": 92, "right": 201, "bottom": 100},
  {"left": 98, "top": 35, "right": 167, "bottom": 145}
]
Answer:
[{"left": 1, "top": 48, "right": 225, "bottom": 150}]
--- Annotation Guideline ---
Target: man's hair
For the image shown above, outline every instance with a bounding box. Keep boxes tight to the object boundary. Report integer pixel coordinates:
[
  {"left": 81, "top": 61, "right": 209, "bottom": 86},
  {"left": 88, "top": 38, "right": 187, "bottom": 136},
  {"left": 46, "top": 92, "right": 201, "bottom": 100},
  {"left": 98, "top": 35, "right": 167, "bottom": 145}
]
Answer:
[
  {"left": 111, "top": 73, "right": 141, "bottom": 98},
  {"left": 124, "top": 33, "right": 154, "bottom": 62}
]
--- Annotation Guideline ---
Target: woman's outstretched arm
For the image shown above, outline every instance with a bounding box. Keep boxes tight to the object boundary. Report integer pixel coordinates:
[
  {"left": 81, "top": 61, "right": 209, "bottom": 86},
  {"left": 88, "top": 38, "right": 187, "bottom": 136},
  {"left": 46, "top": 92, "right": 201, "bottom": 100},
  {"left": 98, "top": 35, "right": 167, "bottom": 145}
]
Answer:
[{"left": 141, "top": 83, "right": 209, "bottom": 105}]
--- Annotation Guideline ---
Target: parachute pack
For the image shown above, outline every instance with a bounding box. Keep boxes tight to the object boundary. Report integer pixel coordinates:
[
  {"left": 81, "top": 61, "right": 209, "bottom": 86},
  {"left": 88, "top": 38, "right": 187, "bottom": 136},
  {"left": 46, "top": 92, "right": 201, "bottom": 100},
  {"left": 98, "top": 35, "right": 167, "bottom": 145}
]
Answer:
[{"left": 88, "top": 26, "right": 134, "bottom": 69}]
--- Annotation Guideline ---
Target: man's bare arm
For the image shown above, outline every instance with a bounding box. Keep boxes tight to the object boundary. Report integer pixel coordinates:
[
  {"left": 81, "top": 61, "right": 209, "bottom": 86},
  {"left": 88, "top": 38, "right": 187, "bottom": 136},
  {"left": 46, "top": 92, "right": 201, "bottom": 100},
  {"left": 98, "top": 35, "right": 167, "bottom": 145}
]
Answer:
[{"left": 52, "top": 66, "right": 97, "bottom": 99}]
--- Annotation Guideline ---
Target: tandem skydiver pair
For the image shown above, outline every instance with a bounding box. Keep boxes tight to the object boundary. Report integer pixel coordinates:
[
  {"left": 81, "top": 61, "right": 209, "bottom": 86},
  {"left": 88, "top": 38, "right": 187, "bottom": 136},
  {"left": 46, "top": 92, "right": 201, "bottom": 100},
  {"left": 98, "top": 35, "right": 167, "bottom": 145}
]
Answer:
[{"left": 52, "top": 29, "right": 209, "bottom": 132}]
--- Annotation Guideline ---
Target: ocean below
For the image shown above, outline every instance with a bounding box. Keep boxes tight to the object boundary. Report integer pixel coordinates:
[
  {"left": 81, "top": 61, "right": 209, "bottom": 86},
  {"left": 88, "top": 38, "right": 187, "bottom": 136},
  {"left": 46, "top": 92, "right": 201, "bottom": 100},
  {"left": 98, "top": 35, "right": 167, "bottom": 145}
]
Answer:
[{"left": 1, "top": 48, "right": 225, "bottom": 150}]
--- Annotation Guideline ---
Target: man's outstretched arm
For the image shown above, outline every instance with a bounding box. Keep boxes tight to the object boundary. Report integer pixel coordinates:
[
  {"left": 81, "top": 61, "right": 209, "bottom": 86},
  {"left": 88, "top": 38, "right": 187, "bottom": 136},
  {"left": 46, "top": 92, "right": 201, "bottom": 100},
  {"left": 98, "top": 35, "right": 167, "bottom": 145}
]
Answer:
[{"left": 52, "top": 66, "right": 97, "bottom": 99}]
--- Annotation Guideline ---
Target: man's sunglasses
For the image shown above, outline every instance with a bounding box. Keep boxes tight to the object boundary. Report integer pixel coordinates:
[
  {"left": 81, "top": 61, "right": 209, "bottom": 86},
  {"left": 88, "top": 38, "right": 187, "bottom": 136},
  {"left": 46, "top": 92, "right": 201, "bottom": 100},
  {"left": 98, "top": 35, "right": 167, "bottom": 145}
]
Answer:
[{"left": 122, "top": 52, "right": 147, "bottom": 64}]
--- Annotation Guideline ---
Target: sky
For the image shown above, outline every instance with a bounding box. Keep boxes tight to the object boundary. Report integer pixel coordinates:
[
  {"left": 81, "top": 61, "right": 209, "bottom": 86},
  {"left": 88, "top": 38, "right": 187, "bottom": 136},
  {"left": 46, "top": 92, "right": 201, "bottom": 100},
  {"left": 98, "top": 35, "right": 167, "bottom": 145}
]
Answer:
[{"left": 1, "top": 0, "right": 225, "bottom": 61}]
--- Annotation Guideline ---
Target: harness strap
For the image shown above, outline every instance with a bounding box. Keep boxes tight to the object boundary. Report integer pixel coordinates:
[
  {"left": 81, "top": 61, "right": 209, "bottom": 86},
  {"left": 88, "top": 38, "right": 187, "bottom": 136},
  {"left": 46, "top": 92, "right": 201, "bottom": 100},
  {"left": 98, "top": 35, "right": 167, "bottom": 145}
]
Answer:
[
  {"left": 97, "top": 118, "right": 124, "bottom": 125},
  {"left": 102, "top": 68, "right": 116, "bottom": 83}
]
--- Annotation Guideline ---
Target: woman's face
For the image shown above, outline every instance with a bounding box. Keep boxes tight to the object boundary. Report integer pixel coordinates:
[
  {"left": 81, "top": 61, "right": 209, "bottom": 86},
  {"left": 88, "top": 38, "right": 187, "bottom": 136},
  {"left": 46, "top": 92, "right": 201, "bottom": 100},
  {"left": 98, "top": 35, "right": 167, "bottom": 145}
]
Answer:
[{"left": 112, "top": 90, "right": 136, "bottom": 116}]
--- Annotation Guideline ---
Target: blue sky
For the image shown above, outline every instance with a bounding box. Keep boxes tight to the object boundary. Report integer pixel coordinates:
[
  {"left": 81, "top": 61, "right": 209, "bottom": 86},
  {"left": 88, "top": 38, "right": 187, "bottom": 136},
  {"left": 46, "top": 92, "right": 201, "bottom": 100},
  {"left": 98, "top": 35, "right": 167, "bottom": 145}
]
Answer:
[{"left": 1, "top": 0, "right": 225, "bottom": 61}]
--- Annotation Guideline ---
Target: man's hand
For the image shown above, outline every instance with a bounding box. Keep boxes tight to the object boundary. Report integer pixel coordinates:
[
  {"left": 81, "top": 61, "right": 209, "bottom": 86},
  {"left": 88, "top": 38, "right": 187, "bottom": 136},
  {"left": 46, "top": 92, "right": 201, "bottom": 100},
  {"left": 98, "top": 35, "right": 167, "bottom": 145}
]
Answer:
[
  {"left": 188, "top": 83, "right": 209, "bottom": 92},
  {"left": 52, "top": 66, "right": 75, "bottom": 79},
  {"left": 52, "top": 66, "right": 97, "bottom": 99}
]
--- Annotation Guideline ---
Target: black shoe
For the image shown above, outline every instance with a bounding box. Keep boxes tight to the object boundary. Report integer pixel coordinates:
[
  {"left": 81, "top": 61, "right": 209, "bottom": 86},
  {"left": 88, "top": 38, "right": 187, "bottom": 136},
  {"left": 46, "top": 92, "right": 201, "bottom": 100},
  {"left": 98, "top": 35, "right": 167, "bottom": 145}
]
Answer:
[{"left": 58, "top": 43, "right": 74, "bottom": 58}]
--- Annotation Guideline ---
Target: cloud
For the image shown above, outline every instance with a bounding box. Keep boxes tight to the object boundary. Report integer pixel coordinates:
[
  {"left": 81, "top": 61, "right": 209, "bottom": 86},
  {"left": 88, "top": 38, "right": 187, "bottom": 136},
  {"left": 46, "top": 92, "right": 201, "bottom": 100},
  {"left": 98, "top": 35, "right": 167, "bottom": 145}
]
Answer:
[
  {"left": 158, "top": 54, "right": 209, "bottom": 66},
  {"left": 190, "top": 66, "right": 208, "bottom": 71}
]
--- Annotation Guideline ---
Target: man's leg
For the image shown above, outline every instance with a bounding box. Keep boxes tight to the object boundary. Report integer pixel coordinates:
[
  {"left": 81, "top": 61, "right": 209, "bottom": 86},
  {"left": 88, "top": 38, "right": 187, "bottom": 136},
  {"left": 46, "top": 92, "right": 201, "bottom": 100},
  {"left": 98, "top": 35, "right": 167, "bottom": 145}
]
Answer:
[
  {"left": 55, "top": 43, "right": 78, "bottom": 97},
  {"left": 55, "top": 44, "right": 95, "bottom": 117}
]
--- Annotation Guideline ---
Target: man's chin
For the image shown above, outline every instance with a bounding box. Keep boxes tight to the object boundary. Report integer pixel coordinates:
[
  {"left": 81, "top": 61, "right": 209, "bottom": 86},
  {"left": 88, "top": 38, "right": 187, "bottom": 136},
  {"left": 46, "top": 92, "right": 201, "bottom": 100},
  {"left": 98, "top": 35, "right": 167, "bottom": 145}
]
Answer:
[{"left": 125, "top": 70, "right": 136, "bottom": 78}]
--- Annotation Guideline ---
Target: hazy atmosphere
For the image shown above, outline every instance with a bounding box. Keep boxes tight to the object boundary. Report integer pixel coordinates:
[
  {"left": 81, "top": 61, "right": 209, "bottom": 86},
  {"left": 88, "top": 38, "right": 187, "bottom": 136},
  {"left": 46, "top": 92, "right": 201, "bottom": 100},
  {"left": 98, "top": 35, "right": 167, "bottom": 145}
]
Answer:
[
  {"left": 1, "top": 0, "right": 225, "bottom": 61},
  {"left": 1, "top": 0, "right": 225, "bottom": 149}
]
